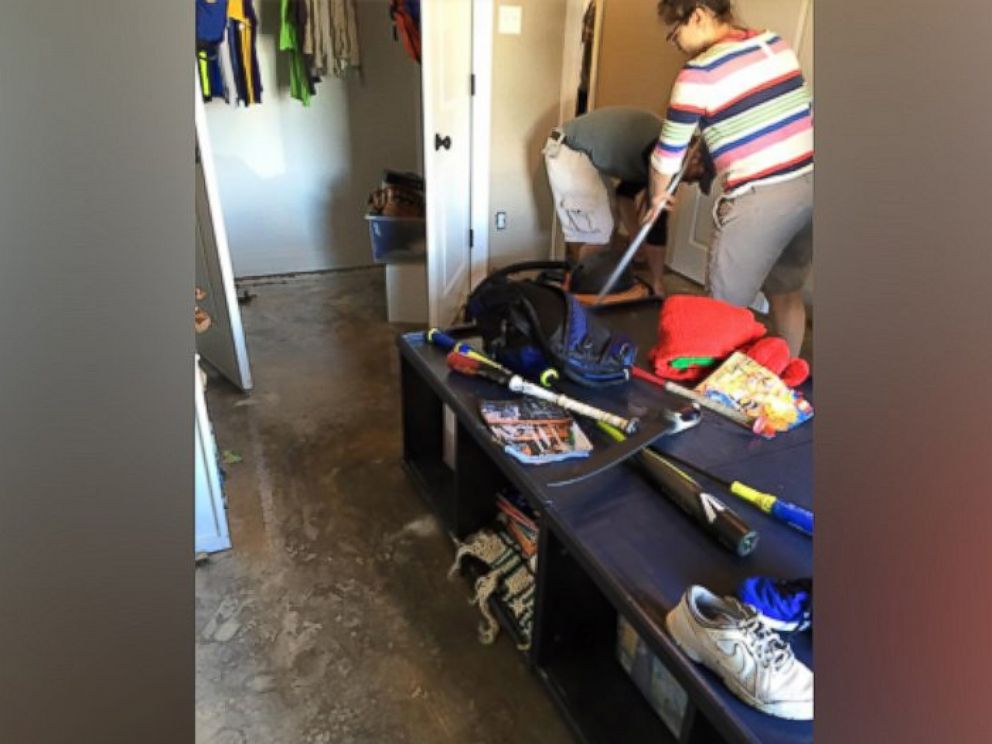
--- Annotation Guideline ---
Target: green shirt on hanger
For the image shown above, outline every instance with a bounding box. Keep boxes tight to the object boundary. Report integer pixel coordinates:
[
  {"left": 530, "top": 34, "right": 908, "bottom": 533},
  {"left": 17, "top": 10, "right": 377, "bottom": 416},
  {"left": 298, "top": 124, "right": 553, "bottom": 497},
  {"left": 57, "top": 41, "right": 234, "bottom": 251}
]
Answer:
[{"left": 280, "top": 0, "right": 313, "bottom": 106}]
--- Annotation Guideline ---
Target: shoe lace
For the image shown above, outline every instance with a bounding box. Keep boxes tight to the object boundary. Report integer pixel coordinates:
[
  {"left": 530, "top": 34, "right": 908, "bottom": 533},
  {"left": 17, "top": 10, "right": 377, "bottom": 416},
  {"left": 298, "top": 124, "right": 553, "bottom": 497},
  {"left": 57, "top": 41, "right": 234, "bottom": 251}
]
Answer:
[{"left": 737, "top": 603, "right": 793, "bottom": 671}]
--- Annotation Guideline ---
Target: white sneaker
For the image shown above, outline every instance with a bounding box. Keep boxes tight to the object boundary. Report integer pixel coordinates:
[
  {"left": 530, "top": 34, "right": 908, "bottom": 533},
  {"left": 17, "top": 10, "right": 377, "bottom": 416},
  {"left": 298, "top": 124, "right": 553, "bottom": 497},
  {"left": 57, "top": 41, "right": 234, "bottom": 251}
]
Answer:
[{"left": 666, "top": 585, "right": 813, "bottom": 720}]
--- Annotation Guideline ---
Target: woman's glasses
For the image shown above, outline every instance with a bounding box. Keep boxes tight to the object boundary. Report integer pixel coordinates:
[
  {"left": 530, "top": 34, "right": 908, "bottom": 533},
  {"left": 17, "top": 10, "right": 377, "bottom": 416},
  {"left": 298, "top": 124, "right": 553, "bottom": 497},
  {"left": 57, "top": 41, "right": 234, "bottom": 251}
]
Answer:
[{"left": 665, "top": 6, "right": 698, "bottom": 45}]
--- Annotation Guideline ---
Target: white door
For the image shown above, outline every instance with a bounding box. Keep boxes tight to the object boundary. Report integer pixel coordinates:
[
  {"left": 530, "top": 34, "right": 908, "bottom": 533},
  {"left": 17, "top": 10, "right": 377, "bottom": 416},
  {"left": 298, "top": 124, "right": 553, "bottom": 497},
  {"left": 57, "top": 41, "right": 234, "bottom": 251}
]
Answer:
[
  {"left": 194, "top": 87, "right": 253, "bottom": 391},
  {"left": 422, "top": 0, "right": 474, "bottom": 328},
  {"left": 666, "top": 0, "right": 813, "bottom": 309},
  {"left": 195, "top": 356, "right": 231, "bottom": 554}
]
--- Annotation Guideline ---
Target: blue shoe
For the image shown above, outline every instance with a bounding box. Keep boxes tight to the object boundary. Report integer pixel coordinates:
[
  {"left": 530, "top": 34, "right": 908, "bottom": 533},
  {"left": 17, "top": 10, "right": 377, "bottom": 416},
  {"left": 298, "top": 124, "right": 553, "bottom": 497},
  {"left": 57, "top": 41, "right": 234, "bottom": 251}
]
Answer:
[{"left": 738, "top": 577, "right": 812, "bottom": 633}]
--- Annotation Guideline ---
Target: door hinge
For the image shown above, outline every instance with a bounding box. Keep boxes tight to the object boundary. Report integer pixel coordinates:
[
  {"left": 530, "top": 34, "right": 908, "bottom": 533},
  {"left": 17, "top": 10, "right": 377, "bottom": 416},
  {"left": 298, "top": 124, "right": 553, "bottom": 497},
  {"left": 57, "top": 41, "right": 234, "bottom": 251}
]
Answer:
[
  {"left": 470, "top": 74, "right": 476, "bottom": 96},
  {"left": 469, "top": 228, "right": 474, "bottom": 248}
]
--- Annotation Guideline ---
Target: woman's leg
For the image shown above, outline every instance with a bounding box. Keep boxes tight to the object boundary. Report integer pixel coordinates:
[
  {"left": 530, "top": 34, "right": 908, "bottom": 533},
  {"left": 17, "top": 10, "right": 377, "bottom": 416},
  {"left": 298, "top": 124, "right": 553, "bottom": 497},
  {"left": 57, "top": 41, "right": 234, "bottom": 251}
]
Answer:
[
  {"left": 708, "top": 175, "right": 813, "bottom": 323},
  {"left": 707, "top": 188, "right": 787, "bottom": 307},
  {"left": 761, "top": 179, "right": 813, "bottom": 356},
  {"left": 766, "top": 291, "right": 806, "bottom": 357}
]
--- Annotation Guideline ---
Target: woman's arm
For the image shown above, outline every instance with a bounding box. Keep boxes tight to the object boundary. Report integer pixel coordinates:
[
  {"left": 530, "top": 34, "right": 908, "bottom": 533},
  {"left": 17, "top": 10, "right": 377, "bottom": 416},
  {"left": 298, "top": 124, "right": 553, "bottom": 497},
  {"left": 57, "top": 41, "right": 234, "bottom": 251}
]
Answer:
[{"left": 642, "top": 66, "right": 707, "bottom": 223}]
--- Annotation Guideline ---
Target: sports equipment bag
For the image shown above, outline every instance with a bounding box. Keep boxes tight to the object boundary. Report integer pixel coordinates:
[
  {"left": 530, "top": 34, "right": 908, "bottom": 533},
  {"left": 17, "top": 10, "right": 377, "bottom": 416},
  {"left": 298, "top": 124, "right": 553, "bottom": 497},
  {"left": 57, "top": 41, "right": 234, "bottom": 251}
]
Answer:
[{"left": 466, "top": 261, "right": 636, "bottom": 387}]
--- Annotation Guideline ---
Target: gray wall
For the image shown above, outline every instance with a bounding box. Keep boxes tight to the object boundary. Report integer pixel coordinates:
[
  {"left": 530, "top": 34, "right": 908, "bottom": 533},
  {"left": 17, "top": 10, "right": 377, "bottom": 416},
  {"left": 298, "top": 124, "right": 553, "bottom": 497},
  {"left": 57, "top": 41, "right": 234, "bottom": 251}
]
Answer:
[
  {"left": 206, "top": 0, "right": 422, "bottom": 277},
  {"left": 0, "top": 2, "right": 193, "bottom": 741},
  {"left": 488, "top": 0, "right": 568, "bottom": 267}
]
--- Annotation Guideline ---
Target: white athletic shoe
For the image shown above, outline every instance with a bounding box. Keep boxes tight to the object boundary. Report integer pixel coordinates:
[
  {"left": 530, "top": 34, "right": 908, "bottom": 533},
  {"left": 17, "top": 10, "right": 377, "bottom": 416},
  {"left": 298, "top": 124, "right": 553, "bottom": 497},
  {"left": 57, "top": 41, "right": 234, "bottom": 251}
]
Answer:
[{"left": 666, "top": 585, "right": 814, "bottom": 720}]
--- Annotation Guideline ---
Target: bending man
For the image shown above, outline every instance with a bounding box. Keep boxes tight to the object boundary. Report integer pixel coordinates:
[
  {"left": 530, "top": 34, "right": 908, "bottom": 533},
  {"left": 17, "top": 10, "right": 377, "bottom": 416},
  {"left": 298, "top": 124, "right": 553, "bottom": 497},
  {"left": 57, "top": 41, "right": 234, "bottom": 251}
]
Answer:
[{"left": 544, "top": 106, "right": 675, "bottom": 297}]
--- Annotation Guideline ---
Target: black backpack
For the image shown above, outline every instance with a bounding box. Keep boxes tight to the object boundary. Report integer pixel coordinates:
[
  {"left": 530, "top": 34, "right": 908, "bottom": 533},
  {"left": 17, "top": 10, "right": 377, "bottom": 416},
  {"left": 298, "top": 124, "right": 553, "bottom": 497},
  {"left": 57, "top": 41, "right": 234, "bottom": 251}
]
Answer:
[{"left": 466, "top": 261, "right": 637, "bottom": 387}]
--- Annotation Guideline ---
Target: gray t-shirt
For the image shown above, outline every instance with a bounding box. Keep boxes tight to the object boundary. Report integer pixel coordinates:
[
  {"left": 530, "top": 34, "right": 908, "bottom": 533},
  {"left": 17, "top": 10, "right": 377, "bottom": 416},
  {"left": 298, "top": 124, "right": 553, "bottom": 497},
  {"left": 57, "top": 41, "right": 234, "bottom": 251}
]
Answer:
[{"left": 561, "top": 106, "right": 663, "bottom": 184}]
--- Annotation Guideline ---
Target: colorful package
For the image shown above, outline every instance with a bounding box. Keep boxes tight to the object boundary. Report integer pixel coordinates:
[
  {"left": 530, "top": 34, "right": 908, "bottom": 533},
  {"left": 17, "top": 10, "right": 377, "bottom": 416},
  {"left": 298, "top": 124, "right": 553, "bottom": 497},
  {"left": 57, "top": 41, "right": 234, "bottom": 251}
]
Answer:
[{"left": 696, "top": 352, "right": 813, "bottom": 437}]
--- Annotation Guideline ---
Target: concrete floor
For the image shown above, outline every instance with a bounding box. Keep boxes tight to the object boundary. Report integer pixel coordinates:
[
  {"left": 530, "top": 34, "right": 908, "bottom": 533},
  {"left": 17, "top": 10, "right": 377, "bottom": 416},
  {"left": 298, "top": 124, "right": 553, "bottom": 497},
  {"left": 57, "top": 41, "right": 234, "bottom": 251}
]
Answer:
[{"left": 195, "top": 268, "right": 575, "bottom": 744}]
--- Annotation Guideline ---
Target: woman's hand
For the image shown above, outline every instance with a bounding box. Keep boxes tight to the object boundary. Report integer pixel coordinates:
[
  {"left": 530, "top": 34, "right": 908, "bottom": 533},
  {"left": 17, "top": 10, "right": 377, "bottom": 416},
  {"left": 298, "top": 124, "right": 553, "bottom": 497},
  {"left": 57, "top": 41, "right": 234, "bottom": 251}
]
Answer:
[
  {"left": 642, "top": 167, "right": 677, "bottom": 225},
  {"left": 638, "top": 190, "right": 675, "bottom": 226}
]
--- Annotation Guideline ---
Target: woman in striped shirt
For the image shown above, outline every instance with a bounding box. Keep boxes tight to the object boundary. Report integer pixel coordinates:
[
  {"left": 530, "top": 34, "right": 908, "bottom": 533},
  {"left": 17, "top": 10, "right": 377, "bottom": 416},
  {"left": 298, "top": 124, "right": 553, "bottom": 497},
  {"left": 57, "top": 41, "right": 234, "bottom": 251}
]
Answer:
[{"left": 645, "top": 0, "right": 813, "bottom": 356}]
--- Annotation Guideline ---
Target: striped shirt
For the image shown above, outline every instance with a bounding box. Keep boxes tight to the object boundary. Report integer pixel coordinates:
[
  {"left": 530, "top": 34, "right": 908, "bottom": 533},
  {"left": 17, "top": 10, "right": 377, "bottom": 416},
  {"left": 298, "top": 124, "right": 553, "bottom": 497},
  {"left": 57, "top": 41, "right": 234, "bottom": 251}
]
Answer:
[{"left": 651, "top": 29, "right": 813, "bottom": 193}]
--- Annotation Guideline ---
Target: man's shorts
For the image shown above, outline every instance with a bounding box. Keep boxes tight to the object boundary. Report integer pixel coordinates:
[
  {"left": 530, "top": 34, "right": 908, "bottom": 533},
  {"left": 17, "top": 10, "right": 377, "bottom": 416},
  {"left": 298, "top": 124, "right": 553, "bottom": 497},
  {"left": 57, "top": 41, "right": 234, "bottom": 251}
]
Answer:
[
  {"left": 543, "top": 130, "right": 614, "bottom": 244},
  {"left": 707, "top": 171, "right": 813, "bottom": 304}
]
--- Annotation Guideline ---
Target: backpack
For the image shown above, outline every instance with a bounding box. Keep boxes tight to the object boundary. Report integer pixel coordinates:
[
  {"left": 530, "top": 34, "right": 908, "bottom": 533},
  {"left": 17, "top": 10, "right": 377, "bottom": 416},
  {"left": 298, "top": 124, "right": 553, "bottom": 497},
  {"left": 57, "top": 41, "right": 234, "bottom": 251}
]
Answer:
[
  {"left": 466, "top": 261, "right": 637, "bottom": 387},
  {"left": 389, "top": 0, "right": 421, "bottom": 64}
]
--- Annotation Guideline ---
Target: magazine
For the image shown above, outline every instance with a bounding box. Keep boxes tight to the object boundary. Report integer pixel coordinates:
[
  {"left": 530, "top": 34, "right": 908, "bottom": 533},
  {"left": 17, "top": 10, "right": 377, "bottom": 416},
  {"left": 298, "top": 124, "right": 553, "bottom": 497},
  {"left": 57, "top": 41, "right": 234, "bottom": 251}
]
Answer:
[{"left": 479, "top": 399, "right": 593, "bottom": 465}]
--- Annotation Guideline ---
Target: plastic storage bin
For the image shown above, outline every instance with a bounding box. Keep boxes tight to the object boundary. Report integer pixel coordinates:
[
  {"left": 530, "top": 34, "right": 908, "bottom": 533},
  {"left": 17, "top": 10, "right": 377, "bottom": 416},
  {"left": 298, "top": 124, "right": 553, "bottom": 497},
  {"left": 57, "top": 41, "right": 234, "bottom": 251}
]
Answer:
[{"left": 366, "top": 214, "right": 427, "bottom": 264}]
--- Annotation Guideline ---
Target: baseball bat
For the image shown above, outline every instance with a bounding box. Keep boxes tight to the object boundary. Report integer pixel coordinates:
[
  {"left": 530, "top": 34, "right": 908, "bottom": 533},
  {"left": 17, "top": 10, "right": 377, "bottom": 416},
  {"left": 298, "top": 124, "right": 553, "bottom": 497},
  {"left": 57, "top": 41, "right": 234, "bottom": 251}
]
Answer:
[
  {"left": 446, "top": 351, "right": 639, "bottom": 434},
  {"left": 631, "top": 366, "right": 754, "bottom": 429},
  {"left": 599, "top": 422, "right": 758, "bottom": 557},
  {"left": 425, "top": 328, "right": 560, "bottom": 387},
  {"left": 654, "top": 451, "right": 813, "bottom": 536}
]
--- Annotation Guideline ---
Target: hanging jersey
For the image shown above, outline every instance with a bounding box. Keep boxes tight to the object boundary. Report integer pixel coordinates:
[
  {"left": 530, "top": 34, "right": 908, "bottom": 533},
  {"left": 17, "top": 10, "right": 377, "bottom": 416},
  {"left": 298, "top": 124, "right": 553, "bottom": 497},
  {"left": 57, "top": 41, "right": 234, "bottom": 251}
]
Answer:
[
  {"left": 228, "top": 0, "right": 263, "bottom": 105},
  {"left": 280, "top": 0, "right": 314, "bottom": 105},
  {"left": 196, "top": 0, "right": 230, "bottom": 44},
  {"left": 652, "top": 29, "right": 813, "bottom": 193},
  {"left": 390, "top": 0, "right": 421, "bottom": 64}
]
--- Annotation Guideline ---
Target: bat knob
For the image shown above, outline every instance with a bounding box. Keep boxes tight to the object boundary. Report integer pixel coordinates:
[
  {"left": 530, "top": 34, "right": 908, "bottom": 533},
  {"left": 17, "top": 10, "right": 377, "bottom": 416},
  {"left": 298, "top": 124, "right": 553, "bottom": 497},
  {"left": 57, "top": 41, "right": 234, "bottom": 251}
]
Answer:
[
  {"left": 623, "top": 418, "right": 640, "bottom": 435},
  {"left": 737, "top": 530, "right": 760, "bottom": 557}
]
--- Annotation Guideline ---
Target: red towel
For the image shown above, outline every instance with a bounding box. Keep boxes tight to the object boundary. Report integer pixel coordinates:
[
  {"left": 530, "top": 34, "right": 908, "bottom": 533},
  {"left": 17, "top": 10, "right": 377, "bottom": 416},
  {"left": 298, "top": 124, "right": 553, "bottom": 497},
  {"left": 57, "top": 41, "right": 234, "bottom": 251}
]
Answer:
[{"left": 647, "top": 296, "right": 767, "bottom": 383}]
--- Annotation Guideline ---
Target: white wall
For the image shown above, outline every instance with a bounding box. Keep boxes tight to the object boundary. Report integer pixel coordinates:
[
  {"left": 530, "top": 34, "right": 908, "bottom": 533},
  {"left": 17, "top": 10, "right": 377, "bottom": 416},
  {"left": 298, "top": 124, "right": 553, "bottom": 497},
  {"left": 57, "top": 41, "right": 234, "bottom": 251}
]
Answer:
[
  {"left": 487, "top": 0, "right": 568, "bottom": 268},
  {"left": 205, "top": 0, "right": 422, "bottom": 277}
]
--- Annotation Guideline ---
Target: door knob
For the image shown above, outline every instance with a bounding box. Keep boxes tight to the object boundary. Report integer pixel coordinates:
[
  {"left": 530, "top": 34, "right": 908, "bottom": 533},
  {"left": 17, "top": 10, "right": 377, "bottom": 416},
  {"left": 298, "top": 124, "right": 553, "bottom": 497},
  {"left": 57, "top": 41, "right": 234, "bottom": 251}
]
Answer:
[{"left": 435, "top": 133, "right": 452, "bottom": 151}]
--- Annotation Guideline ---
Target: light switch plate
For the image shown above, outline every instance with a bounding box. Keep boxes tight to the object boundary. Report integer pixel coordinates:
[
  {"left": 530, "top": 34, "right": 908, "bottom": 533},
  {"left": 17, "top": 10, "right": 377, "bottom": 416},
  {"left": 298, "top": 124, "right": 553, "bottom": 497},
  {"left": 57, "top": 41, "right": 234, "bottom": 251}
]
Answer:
[
  {"left": 495, "top": 211, "right": 507, "bottom": 230},
  {"left": 498, "top": 5, "right": 522, "bottom": 35}
]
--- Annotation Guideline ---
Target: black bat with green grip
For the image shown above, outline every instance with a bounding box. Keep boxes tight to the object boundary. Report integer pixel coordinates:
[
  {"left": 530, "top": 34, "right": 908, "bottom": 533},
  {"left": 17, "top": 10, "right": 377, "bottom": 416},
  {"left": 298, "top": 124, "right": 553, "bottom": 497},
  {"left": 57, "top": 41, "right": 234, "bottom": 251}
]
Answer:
[{"left": 599, "top": 423, "right": 758, "bottom": 557}]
